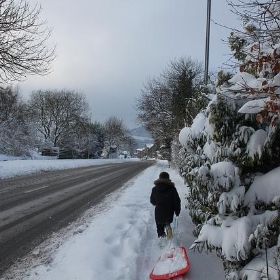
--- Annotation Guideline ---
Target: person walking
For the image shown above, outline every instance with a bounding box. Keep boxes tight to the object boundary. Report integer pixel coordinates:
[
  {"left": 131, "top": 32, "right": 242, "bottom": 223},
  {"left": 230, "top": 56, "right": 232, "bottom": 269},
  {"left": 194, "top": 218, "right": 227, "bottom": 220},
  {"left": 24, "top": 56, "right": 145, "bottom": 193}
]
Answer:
[{"left": 150, "top": 171, "right": 181, "bottom": 239}]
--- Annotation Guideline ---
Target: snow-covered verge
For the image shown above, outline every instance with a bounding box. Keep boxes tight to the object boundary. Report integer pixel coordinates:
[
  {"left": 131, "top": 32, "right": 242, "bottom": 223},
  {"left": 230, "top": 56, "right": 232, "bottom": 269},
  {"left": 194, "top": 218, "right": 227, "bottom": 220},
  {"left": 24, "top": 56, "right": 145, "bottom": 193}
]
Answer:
[
  {"left": 0, "top": 155, "right": 139, "bottom": 179},
  {"left": 0, "top": 159, "right": 225, "bottom": 280}
]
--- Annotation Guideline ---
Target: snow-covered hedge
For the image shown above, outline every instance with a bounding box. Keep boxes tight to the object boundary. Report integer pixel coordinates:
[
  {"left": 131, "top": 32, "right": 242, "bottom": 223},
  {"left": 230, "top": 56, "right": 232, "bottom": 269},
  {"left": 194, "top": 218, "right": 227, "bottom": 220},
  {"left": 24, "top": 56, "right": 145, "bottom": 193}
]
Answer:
[{"left": 176, "top": 91, "right": 280, "bottom": 279}]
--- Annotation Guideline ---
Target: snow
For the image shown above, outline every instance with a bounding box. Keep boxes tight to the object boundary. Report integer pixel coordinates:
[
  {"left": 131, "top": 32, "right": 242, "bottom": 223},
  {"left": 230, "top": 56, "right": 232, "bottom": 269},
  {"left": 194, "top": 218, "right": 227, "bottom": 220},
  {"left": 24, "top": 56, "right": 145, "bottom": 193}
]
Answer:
[
  {"left": 228, "top": 72, "right": 258, "bottom": 91},
  {"left": 192, "top": 217, "right": 252, "bottom": 261},
  {"left": 0, "top": 157, "right": 138, "bottom": 179},
  {"left": 190, "top": 113, "right": 206, "bottom": 138},
  {"left": 0, "top": 158, "right": 225, "bottom": 280},
  {"left": 193, "top": 211, "right": 278, "bottom": 263},
  {"left": 210, "top": 161, "right": 240, "bottom": 191},
  {"left": 178, "top": 112, "right": 206, "bottom": 149},
  {"left": 244, "top": 166, "right": 280, "bottom": 207},
  {"left": 218, "top": 185, "right": 245, "bottom": 214},
  {"left": 178, "top": 127, "right": 192, "bottom": 148},
  {"left": 177, "top": 92, "right": 280, "bottom": 280},
  {"left": 240, "top": 245, "right": 279, "bottom": 280},
  {"left": 202, "top": 141, "right": 217, "bottom": 160},
  {"left": 245, "top": 129, "right": 267, "bottom": 158},
  {"left": 238, "top": 98, "right": 266, "bottom": 114},
  {"left": 152, "top": 247, "right": 188, "bottom": 276}
]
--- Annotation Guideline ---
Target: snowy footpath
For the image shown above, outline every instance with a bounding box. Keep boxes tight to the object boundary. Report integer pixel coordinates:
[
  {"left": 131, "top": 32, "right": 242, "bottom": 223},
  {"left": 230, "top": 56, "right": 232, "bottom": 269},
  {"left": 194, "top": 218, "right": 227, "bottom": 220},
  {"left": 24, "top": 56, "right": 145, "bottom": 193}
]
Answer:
[{"left": 1, "top": 160, "right": 225, "bottom": 280}]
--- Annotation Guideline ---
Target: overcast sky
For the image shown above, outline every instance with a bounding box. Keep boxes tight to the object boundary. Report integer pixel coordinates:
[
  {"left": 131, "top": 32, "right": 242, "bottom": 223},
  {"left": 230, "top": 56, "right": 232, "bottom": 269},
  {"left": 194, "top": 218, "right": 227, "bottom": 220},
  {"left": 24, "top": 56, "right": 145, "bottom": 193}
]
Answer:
[{"left": 18, "top": 0, "right": 240, "bottom": 129}]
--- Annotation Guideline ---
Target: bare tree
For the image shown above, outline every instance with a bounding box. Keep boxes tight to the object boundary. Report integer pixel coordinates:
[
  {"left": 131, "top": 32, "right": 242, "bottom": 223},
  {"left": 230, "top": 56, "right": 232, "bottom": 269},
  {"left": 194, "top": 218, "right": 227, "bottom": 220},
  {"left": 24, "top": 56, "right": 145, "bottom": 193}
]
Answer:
[
  {"left": 28, "top": 90, "right": 89, "bottom": 147},
  {"left": 136, "top": 57, "right": 205, "bottom": 160},
  {"left": 0, "top": 0, "right": 55, "bottom": 83},
  {"left": 136, "top": 77, "right": 172, "bottom": 140},
  {"left": 59, "top": 120, "right": 105, "bottom": 159},
  {"left": 103, "top": 116, "right": 130, "bottom": 158}
]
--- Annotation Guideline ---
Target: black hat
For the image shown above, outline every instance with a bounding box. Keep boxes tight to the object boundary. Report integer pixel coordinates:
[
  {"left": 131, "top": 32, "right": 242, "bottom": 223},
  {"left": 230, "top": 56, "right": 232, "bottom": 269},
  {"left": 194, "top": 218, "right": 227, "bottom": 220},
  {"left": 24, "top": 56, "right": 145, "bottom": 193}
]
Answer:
[{"left": 159, "top": 172, "right": 169, "bottom": 180}]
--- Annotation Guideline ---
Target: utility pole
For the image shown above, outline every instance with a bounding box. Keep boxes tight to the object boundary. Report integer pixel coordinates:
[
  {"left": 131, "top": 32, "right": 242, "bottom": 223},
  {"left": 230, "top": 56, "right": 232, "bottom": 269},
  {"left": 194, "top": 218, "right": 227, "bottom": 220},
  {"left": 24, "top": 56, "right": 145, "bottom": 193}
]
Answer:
[{"left": 204, "top": 0, "right": 211, "bottom": 84}]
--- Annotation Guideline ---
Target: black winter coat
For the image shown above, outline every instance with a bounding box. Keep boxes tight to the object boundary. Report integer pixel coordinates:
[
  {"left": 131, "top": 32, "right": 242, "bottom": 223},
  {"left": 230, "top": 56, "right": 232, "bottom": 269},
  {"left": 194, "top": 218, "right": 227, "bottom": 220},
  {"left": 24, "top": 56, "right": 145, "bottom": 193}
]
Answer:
[{"left": 150, "top": 178, "right": 181, "bottom": 224}]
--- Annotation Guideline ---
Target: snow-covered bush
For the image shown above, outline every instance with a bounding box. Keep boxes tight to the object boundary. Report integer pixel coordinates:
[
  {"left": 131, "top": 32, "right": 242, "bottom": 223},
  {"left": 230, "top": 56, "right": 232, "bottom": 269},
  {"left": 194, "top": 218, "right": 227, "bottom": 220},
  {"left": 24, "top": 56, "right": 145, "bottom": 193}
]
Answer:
[
  {"left": 174, "top": 4, "right": 280, "bottom": 277},
  {"left": 0, "top": 118, "right": 40, "bottom": 157},
  {"left": 176, "top": 88, "right": 280, "bottom": 278}
]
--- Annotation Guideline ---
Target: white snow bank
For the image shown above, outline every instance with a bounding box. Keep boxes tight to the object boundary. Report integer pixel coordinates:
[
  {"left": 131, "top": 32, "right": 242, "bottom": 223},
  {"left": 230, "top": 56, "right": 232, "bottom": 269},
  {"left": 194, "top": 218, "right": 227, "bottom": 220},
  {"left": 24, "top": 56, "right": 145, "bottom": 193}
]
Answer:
[
  {"left": 193, "top": 217, "right": 252, "bottom": 261},
  {"left": 227, "top": 72, "right": 265, "bottom": 92},
  {"left": 210, "top": 161, "right": 240, "bottom": 191},
  {"left": 179, "top": 127, "right": 192, "bottom": 148},
  {"left": 218, "top": 186, "right": 245, "bottom": 214},
  {"left": 193, "top": 211, "right": 277, "bottom": 262},
  {"left": 178, "top": 112, "right": 206, "bottom": 148},
  {"left": 244, "top": 166, "right": 280, "bottom": 207},
  {"left": 202, "top": 141, "right": 216, "bottom": 161},
  {"left": 191, "top": 113, "right": 206, "bottom": 137},
  {"left": 238, "top": 98, "right": 266, "bottom": 114},
  {"left": 246, "top": 129, "right": 267, "bottom": 158},
  {"left": 0, "top": 158, "right": 139, "bottom": 179},
  {"left": 240, "top": 245, "right": 280, "bottom": 280},
  {"left": 228, "top": 72, "right": 255, "bottom": 85}
]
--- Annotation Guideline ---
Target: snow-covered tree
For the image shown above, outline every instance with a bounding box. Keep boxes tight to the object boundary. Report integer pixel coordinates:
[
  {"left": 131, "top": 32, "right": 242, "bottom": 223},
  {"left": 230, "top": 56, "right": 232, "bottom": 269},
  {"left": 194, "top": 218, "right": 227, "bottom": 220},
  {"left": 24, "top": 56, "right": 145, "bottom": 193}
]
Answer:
[
  {"left": 136, "top": 57, "right": 206, "bottom": 161},
  {"left": 102, "top": 116, "right": 131, "bottom": 158},
  {"left": 228, "top": 0, "right": 280, "bottom": 128},
  {"left": 178, "top": 83, "right": 280, "bottom": 279},
  {"left": 176, "top": 1, "right": 280, "bottom": 279},
  {"left": 59, "top": 120, "right": 105, "bottom": 159},
  {"left": 0, "top": 86, "right": 38, "bottom": 156},
  {"left": 28, "top": 89, "right": 90, "bottom": 148}
]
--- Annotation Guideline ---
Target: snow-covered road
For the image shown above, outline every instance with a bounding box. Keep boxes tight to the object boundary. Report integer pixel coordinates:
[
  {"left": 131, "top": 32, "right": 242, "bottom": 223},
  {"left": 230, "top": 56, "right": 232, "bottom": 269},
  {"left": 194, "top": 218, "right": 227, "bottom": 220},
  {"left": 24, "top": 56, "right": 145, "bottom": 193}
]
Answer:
[{"left": 0, "top": 159, "right": 225, "bottom": 280}]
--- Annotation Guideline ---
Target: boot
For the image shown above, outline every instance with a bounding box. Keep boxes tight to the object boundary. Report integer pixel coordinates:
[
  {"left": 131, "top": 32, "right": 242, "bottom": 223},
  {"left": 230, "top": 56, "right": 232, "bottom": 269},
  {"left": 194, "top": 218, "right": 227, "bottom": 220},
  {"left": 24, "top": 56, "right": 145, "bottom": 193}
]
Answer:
[{"left": 166, "top": 225, "right": 173, "bottom": 239}]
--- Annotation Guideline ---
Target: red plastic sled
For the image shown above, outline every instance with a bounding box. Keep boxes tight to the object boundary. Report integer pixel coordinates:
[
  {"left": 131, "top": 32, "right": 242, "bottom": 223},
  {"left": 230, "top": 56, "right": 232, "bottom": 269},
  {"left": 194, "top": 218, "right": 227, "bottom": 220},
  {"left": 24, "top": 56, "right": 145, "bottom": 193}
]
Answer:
[{"left": 150, "top": 246, "right": 190, "bottom": 280}]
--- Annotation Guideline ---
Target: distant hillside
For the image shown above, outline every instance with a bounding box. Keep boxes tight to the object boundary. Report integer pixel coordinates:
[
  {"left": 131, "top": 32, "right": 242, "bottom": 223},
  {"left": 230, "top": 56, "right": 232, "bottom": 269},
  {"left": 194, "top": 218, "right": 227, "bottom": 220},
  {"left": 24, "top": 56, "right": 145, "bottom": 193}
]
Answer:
[{"left": 129, "top": 126, "right": 154, "bottom": 149}]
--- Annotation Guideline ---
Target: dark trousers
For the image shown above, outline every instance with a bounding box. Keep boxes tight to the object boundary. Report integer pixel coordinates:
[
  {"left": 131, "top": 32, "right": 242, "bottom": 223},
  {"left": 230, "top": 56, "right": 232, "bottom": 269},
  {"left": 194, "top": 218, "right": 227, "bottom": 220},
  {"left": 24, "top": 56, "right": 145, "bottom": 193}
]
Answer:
[{"left": 156, "top": 222, "right": 168, "bottom": 237}]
